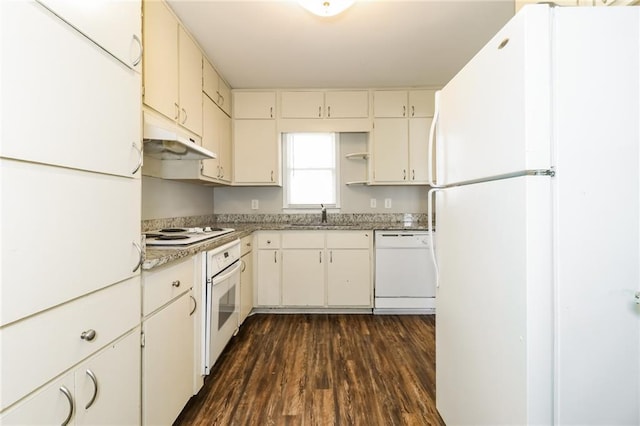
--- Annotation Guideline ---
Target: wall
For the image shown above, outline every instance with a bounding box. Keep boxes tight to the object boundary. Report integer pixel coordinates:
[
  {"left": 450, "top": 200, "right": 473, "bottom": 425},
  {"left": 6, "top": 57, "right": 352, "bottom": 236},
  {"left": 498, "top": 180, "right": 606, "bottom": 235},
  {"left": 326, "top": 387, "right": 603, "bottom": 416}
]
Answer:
[
  {"left": 142, "top": 176, "right": 215, "bottom": 220},
  {"left": 213, "top": 133, "right": 429, "bottom": 214}
]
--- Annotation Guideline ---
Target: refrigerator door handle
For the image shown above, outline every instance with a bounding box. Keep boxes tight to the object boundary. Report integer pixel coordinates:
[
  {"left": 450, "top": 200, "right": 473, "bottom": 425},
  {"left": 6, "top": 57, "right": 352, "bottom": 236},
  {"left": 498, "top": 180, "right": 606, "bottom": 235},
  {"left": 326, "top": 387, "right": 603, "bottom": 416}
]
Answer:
[
  {"left": 428, "top": 187, "right": 441, "bottom": 287},
  {"left": 428, "top": 91, "right": 442, "bottom": 188}
]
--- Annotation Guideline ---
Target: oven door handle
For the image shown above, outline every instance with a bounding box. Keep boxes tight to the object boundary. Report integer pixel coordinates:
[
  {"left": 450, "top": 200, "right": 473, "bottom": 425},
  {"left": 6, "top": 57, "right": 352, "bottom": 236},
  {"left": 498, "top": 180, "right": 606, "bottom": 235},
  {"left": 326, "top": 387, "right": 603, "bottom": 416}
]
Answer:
[{"left": 209, "top": 262, "right": 241, "bottom": 286}]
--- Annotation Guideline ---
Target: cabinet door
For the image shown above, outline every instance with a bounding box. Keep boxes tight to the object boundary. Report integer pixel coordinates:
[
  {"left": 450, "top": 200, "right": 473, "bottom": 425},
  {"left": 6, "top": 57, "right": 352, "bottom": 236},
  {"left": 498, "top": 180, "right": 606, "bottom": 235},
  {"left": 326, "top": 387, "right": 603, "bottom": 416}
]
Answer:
[
  {"left": 372, "top": 119, "right": 409, "bottom": 182},
  {"left": 233, "top": 120, "right": 279, "bottom": 185},
  {"left": 142, "top": 292, "right": 194, "bottom": 426},
  {"left": 325, "top": 90, "right": 369, "bottom": 118},
  {"left": 218, "top": 78, "right": 232, "bottom": 116},
  {"left": 280, "top": 91, "right": 324, "bottom": 118},
  {"left": 408, "top": 89, "right": 436, "bottom": 118},
  {"left": 202, "top": 95, "right": 221, "bottom": 179},
  {"left": 327, "top": 249, "right": 371, "bottom": 306},
  {"left": 142, "top": 0, "right": 179, "bottom": 121},
  {"left": 233, "top": 92, "right": 276, "bottom": 119},
  {"left": 0, "top": 374, "right": 75, "bottom": 426},
  {"left": 2, "top": 1, "right": 142, "bottom": 178},
  {"left": 217, "top": 105, "right": 232, "bottom": 182},
  {"left": 282, "top": 250, "right": 325, "bottom": 306},
  {"left": 373, "top": 90, "right": 407, "bottom": 118},
  {"left": 75, "top": 329, "right": 141, "bottom": 426},
  {"left": 178, "top": 26, "right": 203, "bottom": 135},
  {"left": 36, "top": 0, "right": 142, "bottom": 71},
  {"left": 256, "top": 250, "right": 281, "bottom": 306},
  {"left": 203, "top": 59, "right": 219, "bottom": 102},
  {"left": 240, "top": 251, "right": 254, "bottom": 324},
  {"left": 409, "top": 117, "right": 432, "bottom": 183}
]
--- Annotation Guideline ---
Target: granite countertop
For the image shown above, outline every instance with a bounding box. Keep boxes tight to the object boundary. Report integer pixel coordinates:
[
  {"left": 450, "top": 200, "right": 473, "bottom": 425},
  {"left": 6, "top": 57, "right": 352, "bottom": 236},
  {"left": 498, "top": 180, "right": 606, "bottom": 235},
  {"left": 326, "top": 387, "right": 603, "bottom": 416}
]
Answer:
[{"left": 142, "top": 219, "right": 432, "bottom": 271}]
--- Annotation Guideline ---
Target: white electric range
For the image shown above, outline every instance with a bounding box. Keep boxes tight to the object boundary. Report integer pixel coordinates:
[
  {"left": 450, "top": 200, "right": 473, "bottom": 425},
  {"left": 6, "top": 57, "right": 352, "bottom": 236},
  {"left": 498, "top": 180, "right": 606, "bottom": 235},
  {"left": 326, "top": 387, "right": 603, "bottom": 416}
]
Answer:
[{"left": 145, "top": 227, "right": 234, "bottom": 247}]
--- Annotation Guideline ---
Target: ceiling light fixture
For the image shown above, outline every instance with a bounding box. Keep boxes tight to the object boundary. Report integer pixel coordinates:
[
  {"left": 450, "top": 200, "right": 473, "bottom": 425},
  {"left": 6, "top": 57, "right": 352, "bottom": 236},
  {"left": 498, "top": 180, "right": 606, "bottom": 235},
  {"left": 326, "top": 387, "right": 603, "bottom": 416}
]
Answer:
[{"left": 298, "top": 0, "right": 355, "bottom": 17}]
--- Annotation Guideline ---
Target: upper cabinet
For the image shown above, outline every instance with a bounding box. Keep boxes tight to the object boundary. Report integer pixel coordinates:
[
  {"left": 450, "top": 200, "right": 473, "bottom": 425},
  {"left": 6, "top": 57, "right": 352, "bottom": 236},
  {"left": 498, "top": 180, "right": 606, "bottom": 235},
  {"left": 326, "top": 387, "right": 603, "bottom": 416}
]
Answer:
[
  {"left": 233, "top": 91, "right": 276, "bottom": 119},
  {"left": 280, "top": 90, "right": 369, "bottom": 119},
  {"left": 36, "top": 0, "right": 142, "bottom": 71},
  {"left": 204, "top": 59, "right": 232, "bottom": 116},
  {"left": 371, "top": 89, "right": 436, "bottom": 184},
  {"left": 143, "top": 0, "right": 202, "bottom": 136}
]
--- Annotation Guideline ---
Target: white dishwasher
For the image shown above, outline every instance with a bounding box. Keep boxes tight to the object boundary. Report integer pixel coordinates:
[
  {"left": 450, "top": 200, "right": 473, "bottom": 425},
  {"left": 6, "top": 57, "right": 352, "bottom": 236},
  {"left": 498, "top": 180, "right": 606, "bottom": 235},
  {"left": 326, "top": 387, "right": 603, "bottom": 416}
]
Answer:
[{"left": 374, "top": 230, "right": 436, "bottom": 314}]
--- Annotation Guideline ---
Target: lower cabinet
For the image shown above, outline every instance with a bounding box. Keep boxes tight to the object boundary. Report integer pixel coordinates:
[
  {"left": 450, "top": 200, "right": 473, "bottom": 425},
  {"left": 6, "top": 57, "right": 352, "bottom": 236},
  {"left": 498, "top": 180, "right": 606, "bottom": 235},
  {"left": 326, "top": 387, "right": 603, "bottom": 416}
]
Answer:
[
  {"left": 255, "top": 231, "right": 372, "bottom": 308},
  {"left": 239, "top": 235, "right": 254, "bottom": 324},
  {"left": 141, "top": 257, "right": 196, "bottom": 426},
  {"left": 0, "top": 328, "right": 141, "bottom": 426}
]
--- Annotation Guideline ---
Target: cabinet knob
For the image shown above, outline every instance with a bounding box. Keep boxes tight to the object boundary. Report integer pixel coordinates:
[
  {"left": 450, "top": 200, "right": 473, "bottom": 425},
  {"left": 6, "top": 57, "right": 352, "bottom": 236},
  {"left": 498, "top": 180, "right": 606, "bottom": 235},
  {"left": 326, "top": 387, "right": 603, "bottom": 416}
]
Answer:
[
  {"left": 172, "top": 280, "right": 181, "bottom": 287},
  {"left": 266, "top": 240, "right": 271, "bottom": 244},
  {"left": 80, "top": 329, "right": 97, "bottom": 342}
]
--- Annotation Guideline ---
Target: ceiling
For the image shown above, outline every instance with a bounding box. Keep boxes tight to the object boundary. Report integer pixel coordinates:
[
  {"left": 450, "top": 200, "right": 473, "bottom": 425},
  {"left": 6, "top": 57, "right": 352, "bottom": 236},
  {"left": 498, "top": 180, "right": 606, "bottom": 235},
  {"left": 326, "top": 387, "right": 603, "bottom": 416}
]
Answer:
[{"left": 167, "top": 0, "right": 515, "bottom": 89}]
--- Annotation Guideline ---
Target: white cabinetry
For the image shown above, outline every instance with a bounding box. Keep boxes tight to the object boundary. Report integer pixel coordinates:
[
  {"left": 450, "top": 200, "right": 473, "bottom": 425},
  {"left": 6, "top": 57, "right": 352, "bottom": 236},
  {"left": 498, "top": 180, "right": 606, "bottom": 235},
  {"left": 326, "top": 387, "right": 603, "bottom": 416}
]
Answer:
[
  {"left": 143, "top": 0, "right": 203, "bottom": 135},
  {"left": 255, "top": 231, "right": 373, "bottom": 308},
  {"left": 202, "top": 95, "right": 232, "bottom": 183},
  {"left": 0, "top": 329, "right": 141, "bottom": 426},
  {"left": 280, "top": 90, "right": 369, "bottom": 118},
  {"left": 232, "top": 91, "right": 280, "bottom": 185},
  {"left": 256, "top": 233, "right": 282, "bottom": 306},
  {"left": 371, "top": 89, "right": 435, "bottom": 184},
  {"left": 281, "top": 232, "right": 326, "bottom": 306},
  {"left": 141, "top": 257, "right": 196, "bottom": 426},
  {"left": 1, "top": 1, "right": 142, "bottom": 419},
  {"left": 204, "top": 59, "right": 231, "bottom": 116},
  {"left": 239, "top": 236, "right": 254, "bottom": 324}
]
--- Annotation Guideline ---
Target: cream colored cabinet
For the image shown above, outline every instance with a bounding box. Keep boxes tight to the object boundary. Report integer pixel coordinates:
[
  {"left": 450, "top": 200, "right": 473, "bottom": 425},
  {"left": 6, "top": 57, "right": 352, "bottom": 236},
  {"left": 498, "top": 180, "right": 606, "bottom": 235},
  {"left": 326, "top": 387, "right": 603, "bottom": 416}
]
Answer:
[
  {"left": 254, "top": 231, "right": 373, "bottom": 308},
  {"left": 1, "top": 0, "right": 142, "bottom": 179},
  {"left": 201, "top": 95, "right": 232, "bottom": 183},
  {"left": 280, "top": 90, "right": 369, "bottom": 118},
  {"left": 141, "top": 257, "right": 195, "bottom": 426},
  {"left": 233, "top": 91, "right": 276, "bottom": 119},
  {"left": 281, "top": 232, "right": 326, "bottom": 306},
  {"left": 204, "top": 59, "right": 231, "bottom": 116},
  {"left": 36, "top": 0, "right": 142, "bottom": 71},
  {"left": 326, "top": 232, "right": 372, "bottom": 307},
  {"left": 239, "top": 236, "right": 254, "bottom": 324},
  {"left": 232, "top": 91, "right": 280, "bottom": 185},
  {"left": 256, "top": 233, "right": 282, "bottom": 306},
  {"left": 1, "top": 277, "right": 141, "bottom": 412},
  {"left": 0, "top": 329, "right": 141, "bottom": 426},
  {"left": 143, "top": 0, "right": 202, "bottom": 136},
  {"left": 372, "top": 89, "right": 435, "bottom": 184}
]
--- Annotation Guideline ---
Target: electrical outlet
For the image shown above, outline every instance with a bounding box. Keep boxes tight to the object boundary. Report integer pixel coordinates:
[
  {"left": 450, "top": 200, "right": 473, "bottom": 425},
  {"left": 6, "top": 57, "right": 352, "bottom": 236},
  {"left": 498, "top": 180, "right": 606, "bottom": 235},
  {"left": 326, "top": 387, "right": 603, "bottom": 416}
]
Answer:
[
  {"left": 251, "top": 199, "right": 259, "bottom": 210},
  {"left": 384, "top": 198, "right": 392, "bottom": 209},
  {"left": 370, "top": 198, "right": 377, "bottom": 208}
]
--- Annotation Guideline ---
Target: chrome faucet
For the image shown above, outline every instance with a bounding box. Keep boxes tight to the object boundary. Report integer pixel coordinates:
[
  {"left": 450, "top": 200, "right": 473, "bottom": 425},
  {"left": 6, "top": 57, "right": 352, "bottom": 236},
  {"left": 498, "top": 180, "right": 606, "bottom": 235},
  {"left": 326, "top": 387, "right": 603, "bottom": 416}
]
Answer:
[{"left": 321, "top": 204, "right": 327, "bottom": 223}]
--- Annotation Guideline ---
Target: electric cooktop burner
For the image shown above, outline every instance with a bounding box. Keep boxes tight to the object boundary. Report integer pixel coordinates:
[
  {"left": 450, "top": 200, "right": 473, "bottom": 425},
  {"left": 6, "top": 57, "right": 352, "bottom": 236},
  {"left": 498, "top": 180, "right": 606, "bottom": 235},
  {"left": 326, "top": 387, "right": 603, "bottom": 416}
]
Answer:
[{"left": 145, "top": 227, "right": 235, "bottom": 247}]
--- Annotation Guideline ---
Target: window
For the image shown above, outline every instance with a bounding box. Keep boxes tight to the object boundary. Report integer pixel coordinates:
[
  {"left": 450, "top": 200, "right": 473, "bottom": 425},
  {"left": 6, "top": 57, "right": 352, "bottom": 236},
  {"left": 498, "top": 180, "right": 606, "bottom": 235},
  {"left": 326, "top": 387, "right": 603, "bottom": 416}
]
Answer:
[{"left": 283, "top": 132, "right": 339, "bottom": 208}]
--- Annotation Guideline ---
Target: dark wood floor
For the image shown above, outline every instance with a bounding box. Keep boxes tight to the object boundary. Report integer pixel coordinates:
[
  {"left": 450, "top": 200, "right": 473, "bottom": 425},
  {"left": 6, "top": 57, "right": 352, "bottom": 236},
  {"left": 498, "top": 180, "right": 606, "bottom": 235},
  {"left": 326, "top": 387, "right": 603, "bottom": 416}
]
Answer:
[{"left": 175, "top": 314, "right": 444, "bottom": 426}]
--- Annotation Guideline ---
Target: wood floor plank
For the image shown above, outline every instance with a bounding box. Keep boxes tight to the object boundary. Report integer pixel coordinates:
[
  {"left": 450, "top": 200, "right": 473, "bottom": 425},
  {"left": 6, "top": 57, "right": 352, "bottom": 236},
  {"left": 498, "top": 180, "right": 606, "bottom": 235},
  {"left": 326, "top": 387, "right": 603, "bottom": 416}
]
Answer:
[{"left": 174, "top": 314, "right": 445, "bottom": 426}]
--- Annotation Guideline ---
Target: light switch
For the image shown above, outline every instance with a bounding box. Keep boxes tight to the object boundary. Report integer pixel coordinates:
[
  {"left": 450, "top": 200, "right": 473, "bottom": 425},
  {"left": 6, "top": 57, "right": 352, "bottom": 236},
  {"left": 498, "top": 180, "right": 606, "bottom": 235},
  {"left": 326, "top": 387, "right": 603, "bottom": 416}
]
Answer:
[
  {"left": 251, "top": 199, "right": 259, "bottom": 210},
  {"left": 384, "top": 198, "right": 392, "bottom": 209},
  {"left": 370, "top": 198, "right": 377, "bottom": 208}
]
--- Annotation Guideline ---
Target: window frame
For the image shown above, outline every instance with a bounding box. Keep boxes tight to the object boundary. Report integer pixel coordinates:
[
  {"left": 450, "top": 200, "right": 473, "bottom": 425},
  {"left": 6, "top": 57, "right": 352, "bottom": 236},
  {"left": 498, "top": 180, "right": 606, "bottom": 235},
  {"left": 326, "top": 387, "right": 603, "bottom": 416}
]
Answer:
[{"left": 282, "top": 132, "right": 341, "bottom": 210}]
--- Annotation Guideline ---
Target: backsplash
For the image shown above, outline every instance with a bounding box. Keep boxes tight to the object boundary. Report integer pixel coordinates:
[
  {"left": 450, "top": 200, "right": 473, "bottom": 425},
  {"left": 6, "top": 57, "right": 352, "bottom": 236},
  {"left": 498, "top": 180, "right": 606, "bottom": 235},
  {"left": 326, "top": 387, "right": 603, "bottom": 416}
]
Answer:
[{"left": 142, "top": 213, "right": 431, "bottom": 232}]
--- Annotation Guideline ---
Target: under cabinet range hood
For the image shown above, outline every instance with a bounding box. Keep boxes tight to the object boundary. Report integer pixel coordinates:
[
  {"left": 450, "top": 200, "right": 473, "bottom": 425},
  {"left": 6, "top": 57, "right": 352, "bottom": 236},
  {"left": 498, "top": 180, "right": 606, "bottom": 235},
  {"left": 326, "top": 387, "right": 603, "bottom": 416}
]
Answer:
[{"left": 143, "top": 113, "right": 216, "bottom": 160}]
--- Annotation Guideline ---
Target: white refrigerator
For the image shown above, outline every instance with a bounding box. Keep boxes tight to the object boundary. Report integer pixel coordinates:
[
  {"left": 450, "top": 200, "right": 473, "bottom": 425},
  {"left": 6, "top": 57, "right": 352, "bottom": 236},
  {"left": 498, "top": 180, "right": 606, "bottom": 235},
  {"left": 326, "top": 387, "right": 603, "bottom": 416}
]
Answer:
[{"left": 431, "top": 5, "right": 639, "bottom": 425}]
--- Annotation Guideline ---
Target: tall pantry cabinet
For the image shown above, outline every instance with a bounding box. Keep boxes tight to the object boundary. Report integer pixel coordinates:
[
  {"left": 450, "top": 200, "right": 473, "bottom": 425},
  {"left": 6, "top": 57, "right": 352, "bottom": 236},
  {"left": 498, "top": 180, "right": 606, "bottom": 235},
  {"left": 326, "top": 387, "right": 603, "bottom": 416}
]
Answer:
[{"left": 0, "top": 1, "right": 143, "bottom": 424}]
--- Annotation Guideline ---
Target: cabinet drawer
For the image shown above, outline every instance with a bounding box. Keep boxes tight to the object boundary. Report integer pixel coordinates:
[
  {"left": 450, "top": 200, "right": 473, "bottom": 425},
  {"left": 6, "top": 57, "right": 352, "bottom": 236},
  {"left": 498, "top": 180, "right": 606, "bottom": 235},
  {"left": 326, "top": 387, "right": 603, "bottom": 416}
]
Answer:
[
  {"left": 282, "top": 232, "right": 325, "bottom": 249},
  {"left": 326, "top": 231, "right": 372, "bottom": 249},
  {"left": 240, "top": 235, "right": 253, "bottom": 256},
  {"left": 2, "top": 1, "right": 142, "bottom": 178},
  {"left": 143, "top": 257, "right": 195, "bottom": 316},
  {"left": 257, "top": 233, "right": 281, "bottom": 249},
  {"left": 0, "top": 276, "right": 141, "bottom": 411},
  {"left": 1, "top": 160, "right": 141, "bottom": 326}
]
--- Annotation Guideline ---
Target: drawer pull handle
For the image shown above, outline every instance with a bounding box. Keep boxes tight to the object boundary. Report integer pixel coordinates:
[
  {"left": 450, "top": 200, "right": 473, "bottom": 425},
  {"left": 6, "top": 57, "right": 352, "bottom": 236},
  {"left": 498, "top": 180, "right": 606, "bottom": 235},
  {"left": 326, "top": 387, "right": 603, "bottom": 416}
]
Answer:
[
  {"left": 172, "top": 280, "right": 181, "bottom": 287},
  {"left": 85, "top": 369, "right": 98, "bottom": 409},
  {"left": 131, "top": 34, "right": 143, "bottom": 67},
  {"left": 80, "top": 329, "right": 97, "bottom": 342},
  {"left": 190, "top": 295, "right": 197, "bottom": 316},
  {"left": 132, "top": 142, "right": 142, "bottom": 175},
  {"left": 59, "top": 386, "right": 74, "bottom": 426},
  {"left": 240, "top": 259, "right": 246, "bottom": 272}
]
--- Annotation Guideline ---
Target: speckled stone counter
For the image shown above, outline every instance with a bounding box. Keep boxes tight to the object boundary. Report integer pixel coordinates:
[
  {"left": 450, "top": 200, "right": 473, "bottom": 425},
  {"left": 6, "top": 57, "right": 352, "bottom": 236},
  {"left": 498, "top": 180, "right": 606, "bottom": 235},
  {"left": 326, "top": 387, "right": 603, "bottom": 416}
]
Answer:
[{"left": 142, "top": 213, "right": 433, "bottom": 271}]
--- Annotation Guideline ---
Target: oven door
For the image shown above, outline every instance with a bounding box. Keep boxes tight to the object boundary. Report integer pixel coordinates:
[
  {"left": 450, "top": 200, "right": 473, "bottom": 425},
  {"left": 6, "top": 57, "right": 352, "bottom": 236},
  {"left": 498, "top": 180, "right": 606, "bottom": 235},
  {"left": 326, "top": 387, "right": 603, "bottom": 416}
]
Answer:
[{"left": 204, "top": 261, "right": 240, "bottom": 374}]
